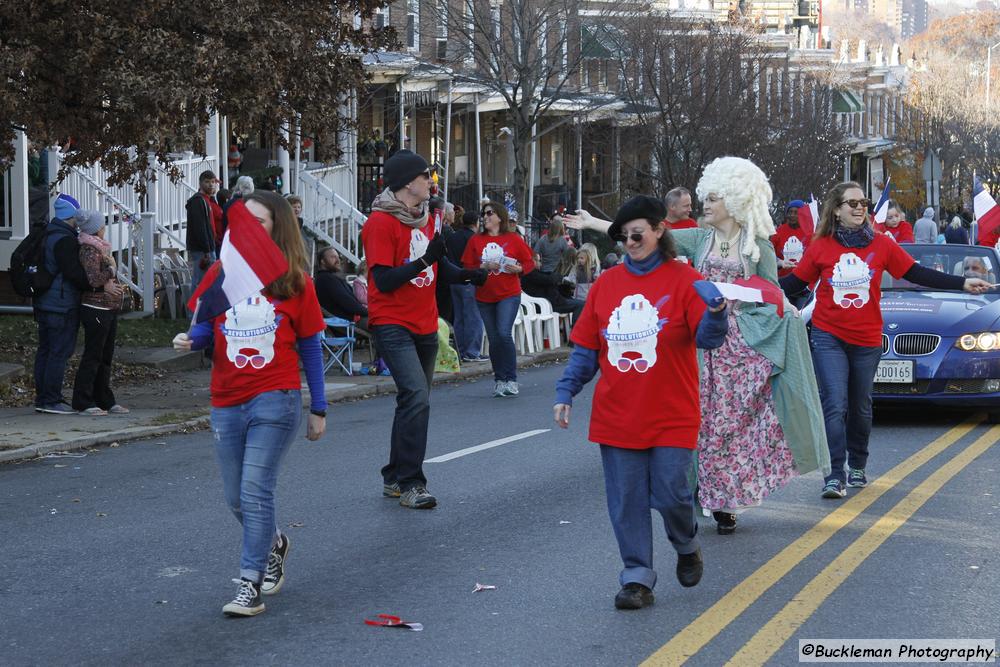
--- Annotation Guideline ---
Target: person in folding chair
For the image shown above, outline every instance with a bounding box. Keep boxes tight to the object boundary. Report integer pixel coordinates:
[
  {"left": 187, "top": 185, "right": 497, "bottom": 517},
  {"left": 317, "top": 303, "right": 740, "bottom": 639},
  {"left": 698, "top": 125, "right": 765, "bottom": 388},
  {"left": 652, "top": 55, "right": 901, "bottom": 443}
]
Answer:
[
  {"left": 362, "top": 149, "right": 486, "bottom": 510},
  {"left": 315, "top": 247, "right": 374, "bottom": 367}
]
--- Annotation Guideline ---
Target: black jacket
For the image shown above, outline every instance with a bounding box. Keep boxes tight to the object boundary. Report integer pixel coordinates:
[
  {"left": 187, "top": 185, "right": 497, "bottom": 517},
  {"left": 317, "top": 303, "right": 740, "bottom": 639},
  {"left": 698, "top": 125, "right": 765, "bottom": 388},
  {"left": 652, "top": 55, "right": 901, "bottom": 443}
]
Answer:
[
  {"left": 185, "top": 193, "right": 215, "bottom": 253},
  {"left": 446, "top": 227, "right": 475, "bottom": 265},
  {"left": 315, "top": 269, "right": 367, "bottom": 320}
]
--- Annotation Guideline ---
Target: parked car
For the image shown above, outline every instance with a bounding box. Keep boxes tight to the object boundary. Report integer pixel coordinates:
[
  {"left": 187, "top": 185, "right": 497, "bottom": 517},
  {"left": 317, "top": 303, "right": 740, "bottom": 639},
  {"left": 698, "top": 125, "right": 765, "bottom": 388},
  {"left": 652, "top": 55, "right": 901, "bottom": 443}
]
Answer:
[{"left": 874, "top": 243, "right": 1000, "bottom": 421}]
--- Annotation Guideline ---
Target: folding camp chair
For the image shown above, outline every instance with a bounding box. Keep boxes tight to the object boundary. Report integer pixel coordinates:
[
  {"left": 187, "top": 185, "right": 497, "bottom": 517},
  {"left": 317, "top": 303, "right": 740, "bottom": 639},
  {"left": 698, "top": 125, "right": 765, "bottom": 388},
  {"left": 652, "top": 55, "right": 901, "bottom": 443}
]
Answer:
[{"left": 321, "top": 316, "right": 356, "bottom": 375}]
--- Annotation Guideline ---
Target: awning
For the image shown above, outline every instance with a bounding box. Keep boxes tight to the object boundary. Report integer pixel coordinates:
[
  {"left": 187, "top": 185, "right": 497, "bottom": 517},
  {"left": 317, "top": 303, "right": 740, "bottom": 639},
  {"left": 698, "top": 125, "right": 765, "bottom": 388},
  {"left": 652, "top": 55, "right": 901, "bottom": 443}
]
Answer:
[{"left": 833, "top": 90, "right": 865, "bottom": 113}]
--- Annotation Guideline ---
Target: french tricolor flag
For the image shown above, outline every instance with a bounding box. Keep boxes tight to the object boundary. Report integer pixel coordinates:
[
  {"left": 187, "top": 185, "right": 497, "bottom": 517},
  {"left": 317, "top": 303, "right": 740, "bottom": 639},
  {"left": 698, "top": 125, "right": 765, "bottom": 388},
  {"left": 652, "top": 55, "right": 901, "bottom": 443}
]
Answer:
[
  {"left": 186, "top": 200, "right": 289, "bottom": 325},
  {"left": 873, "top": 177, "right": 892, "bottom": 224},
  {"left": 974, "top": 176, "right": 1000, "bottom": 247},
  {"left": 797, "top": 194, "right": 820, "bottom": 237}
]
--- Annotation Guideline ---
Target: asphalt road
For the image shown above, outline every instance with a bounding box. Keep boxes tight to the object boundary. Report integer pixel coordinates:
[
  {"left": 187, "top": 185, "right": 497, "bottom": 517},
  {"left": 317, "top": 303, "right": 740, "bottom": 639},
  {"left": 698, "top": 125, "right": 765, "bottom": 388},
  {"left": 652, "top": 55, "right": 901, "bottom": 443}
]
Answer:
[{"left": 2, "top": 363, "right": 998, "bottom": 666}]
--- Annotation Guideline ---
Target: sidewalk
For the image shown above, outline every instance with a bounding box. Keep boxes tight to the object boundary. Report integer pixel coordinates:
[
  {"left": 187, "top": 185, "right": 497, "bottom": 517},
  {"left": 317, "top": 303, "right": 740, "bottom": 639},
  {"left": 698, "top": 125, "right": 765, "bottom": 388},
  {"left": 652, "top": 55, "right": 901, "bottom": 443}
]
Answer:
[{"left": 0, "top": 347, "right": 570, "bottom": 464}]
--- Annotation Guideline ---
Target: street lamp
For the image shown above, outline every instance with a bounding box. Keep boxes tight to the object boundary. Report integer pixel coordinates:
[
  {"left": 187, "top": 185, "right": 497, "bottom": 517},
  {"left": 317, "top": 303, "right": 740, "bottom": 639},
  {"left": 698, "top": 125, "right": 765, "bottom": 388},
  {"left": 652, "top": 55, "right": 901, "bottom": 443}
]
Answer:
[{"left": 988, "top": 40, "right": 1000, "bottom": 102}]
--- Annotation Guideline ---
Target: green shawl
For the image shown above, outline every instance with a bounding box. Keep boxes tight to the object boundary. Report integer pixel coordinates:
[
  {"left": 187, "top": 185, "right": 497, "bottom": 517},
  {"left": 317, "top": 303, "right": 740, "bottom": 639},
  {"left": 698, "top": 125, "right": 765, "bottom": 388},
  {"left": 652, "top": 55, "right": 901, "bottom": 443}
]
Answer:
[{"left": 673, "top": 228, "right": 830, "bottom": 476}]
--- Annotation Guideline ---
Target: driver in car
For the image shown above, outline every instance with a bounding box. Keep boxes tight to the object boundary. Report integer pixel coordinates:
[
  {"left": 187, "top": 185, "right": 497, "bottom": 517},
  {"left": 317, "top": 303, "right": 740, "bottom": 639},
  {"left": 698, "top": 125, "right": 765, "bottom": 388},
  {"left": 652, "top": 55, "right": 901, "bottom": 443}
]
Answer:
[{"left": 962, "top": 257, "right": 990, "bottom": 281}]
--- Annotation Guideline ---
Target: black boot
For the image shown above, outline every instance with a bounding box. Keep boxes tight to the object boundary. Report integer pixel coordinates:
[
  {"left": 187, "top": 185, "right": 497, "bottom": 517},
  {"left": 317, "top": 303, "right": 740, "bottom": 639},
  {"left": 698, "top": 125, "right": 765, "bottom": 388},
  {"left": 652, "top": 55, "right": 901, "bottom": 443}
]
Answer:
[{"left": 713, "top": 511, "right": 737, "bottom": 535}]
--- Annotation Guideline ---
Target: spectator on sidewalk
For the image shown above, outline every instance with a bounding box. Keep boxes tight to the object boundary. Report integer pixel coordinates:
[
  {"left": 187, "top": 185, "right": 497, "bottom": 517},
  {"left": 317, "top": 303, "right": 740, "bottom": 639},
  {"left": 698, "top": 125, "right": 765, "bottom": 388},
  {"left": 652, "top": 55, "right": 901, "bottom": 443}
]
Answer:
[
  {"left": 173, "top": 192, "right": 327, "bottom": 617},
  {"left": 353, "top": 259, "right": 369, "bottom": 306},
  {"left": 945, "top": 216, "right": 970, "bottom": 245},
  {"left": 362, "top": 149, "right": 486, "bottom": 510},
  {"left": 533, "top": 216, "right": 569, "bottom": 273},
  {"left": 573, "top": 243, "right": 601, "bottom": 300},
  {"left": 186, "top": 170, "right": 222, "bottom": 295},
  {"left": 521, "top": 251, "right": 585, "bottom": 324},
  {"left": 71, "top": 210, "right": 127, "bottom": 416},
  {"left": 315, "top": 247, "right": 374, "bottom": 356},
  {"left": 217, "top": 175, "right": 255, "bottom": 251},
  {"left": 33, "top": 194, "right": 92, "bottom": 415},
  {"left": 446, "top": 210, "right": 487, "bottom": 362},
  {"left": 913, "top": 207, "right": 937, "bottom": 244}
]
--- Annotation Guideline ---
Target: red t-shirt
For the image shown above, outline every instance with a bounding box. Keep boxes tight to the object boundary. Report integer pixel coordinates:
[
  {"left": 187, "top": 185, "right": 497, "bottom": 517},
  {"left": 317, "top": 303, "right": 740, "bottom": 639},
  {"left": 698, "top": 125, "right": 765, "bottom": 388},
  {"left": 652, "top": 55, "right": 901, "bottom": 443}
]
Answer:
[
  {"left": 571, "top": 260, "right": 707, "bottom": 449},
  {"left": 793, "top": 234, "right": 915, "bottom": 347},
  {"left": 362, "top": 211, "right": 439, "bottom": 335},
  {"left": 666, "top": 218, "right": 699, "bottom": 230},
  {"left": 874, "top": 221, "right": 915, "bottom": 243},
  {"left": 461, "top": 232, "right": 536, "bottom": 303},
  {"left": 771, "top": 223, "right": 811, "bottom": 277},
  {"left": 204, "top": 194, "right": 224, "bottom": 244},
  {"left": 209, "top": 277, "right": 326, "bottom": 407}
]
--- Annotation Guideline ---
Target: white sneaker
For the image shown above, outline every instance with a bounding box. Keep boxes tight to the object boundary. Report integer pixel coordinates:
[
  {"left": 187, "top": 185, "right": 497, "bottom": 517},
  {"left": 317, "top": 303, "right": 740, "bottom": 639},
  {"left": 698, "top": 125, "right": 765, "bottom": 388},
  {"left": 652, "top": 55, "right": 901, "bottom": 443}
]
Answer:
[
  {"left": 502, "top": 381, "right": 519, "bottom": 396},
  {"left": 493, "top": 381, "right": 505, "bottom": 397}
]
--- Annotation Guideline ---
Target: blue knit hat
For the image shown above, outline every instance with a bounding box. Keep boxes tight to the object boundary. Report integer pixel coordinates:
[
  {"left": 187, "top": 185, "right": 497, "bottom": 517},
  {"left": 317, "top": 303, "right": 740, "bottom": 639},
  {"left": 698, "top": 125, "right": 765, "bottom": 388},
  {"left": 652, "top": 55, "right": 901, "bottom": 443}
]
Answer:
[
  {"left": 53, "top": 193, "right": 80, "bottom": 221},
  {"left": 785, "top": 199, "right": 805, "bottom": 213}
]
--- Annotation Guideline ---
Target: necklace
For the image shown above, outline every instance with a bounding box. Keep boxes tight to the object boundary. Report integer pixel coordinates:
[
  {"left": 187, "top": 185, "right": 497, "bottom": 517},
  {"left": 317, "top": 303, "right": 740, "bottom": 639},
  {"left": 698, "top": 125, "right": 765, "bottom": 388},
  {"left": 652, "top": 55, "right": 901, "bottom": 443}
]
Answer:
[{"left": 715, "top": 228, "right": 739, "bottom": 259}]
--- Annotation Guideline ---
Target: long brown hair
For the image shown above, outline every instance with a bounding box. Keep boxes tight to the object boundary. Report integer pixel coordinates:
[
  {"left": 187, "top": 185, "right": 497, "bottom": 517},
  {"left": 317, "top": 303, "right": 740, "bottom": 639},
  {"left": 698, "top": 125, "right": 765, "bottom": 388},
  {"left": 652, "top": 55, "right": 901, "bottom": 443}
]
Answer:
[
  {"left": 244, "top": 191, "right": 307, "bottom": 299},
  {"left": 815, "top": 181, "right": 864, "bottom": 239},
  {"left": 547, "top": 217, "right": 564, "bottom": 240},
  {"left": 480, "top": 200, "right": 515, "bottom": 234}
]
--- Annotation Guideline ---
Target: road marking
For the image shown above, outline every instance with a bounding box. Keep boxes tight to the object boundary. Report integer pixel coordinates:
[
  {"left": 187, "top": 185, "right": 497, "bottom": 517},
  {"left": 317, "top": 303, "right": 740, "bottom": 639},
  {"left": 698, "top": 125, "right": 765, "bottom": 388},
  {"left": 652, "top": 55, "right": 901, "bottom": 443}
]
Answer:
[
  {"left": 641, "top": 416, "right": 982, "bottom": 666},
  {"left": 728, "top": 424, "right": 1000, "bottom": 666},
  {"left": 425, "top": 429, "right": 550, "bottom": 463}
]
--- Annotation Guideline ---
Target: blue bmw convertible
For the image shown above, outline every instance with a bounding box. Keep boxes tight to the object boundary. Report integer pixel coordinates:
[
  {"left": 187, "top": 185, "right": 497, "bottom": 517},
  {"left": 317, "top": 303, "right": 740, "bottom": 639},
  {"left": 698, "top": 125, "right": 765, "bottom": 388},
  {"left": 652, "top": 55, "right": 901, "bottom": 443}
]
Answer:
[{"left": 874, "top": 243, "right": 1000, "bottom": 420}]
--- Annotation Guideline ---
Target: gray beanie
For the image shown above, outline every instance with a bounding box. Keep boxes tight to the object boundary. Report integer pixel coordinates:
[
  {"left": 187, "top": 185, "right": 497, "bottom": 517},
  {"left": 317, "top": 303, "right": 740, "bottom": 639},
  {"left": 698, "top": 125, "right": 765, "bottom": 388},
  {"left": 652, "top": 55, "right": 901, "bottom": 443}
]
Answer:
[
  {"left": 75, "top": 209, "right": 105, "bottom": 235},
  {"left": 922, "top": 207, "right": 935, "bottom": 220}
]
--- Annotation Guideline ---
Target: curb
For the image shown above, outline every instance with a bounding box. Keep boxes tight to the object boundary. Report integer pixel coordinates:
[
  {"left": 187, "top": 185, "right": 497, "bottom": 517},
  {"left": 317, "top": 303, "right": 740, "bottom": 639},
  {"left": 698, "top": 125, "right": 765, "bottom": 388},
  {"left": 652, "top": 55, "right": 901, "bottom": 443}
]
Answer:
[{"left": 0, "top": 348, "right": 570, "bottom": 465}]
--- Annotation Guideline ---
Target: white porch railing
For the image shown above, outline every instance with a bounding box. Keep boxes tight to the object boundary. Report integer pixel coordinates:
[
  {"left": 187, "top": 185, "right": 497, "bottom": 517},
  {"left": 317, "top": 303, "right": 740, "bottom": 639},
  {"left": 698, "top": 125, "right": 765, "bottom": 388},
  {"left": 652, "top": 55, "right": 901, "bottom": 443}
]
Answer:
[{"left": 298, "top": 165, "right": 366, "bottom": 265}]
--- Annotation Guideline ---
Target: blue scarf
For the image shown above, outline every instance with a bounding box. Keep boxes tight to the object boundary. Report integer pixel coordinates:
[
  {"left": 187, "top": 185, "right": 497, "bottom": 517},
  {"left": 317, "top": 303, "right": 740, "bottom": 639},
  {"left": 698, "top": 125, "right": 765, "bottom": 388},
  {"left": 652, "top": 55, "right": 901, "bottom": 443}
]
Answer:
[
  {"left": 834, "top": 222, "right": 875, "bottom": 249},
  {"left": 624, "top": 251, "right": 663, "bottom": 276}
]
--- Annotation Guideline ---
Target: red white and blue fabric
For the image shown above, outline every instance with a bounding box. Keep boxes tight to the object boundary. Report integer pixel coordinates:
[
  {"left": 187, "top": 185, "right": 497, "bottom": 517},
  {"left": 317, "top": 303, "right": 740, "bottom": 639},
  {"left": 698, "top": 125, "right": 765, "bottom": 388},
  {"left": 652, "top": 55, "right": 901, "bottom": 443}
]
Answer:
[
  {"left": 974, "top": 177, "right": 1000, "bottom": 247},
  {"left": 186, "top": 200, "right": 289, "bottom": 324},
  {"left": 872, "top": 177, "right": 891, "bottom": 224},
  {"left": 798, "top": 194, "right": 819, "bottom": 237}
]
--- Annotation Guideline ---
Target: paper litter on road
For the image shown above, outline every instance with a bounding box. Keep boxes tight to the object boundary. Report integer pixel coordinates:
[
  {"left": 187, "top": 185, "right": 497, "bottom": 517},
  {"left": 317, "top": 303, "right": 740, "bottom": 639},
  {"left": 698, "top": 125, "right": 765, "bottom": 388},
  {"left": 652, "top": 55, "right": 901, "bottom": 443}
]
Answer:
[
  {"left": 472, "top": 583, "right": 497, "bottom": 593},
  {"left": 41, "top": 451, "right": 88, "bottom": 459},
  {"left": 559, "top": 520, "right": 572, "bottom": 524},
  {"left": 364, "top": 614, "right": 423, "bottom": 631}
]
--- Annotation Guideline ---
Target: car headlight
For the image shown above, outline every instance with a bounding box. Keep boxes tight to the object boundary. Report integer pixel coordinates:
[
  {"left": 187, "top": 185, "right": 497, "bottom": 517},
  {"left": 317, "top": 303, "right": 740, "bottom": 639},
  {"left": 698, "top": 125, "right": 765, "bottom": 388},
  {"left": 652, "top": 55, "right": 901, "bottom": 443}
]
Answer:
[{"left": 956, "top": 332, "right": 1000, "bottom": 351}]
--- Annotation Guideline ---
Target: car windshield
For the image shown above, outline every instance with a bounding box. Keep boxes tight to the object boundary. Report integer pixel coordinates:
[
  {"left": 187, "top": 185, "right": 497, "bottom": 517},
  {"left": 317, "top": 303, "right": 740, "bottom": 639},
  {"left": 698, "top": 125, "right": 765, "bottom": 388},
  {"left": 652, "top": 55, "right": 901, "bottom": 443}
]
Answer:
[{"left": 881, "top": 244, "right": 1000, "bottom": 292}]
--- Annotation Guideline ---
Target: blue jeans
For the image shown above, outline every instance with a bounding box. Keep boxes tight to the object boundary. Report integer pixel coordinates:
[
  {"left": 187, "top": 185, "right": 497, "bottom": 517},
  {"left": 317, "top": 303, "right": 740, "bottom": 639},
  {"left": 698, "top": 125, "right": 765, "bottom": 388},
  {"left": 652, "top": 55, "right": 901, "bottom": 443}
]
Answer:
[
  {"left": 477, "top": 295, "right": 520, "bottom": 382},
  {"left": 810, "top": 327, "right": 883, "bottom": 484},
  {"left": 188, "top": 251, "right": 216, "bottom": 293},
  {"left": 372, "top": 324, "right": 438, "bottom": 491},
  {"left": 211, "top": 389, "right": 302, "bottom": 581},
  {"left": 450, "top": 284, "right": 484, "bottom": 358},
  {"left": 34, "top": 308, "right": 80, "bottom": 406},
  {"left": 600, "top": 445, "right": 699, "bottom": 590}
]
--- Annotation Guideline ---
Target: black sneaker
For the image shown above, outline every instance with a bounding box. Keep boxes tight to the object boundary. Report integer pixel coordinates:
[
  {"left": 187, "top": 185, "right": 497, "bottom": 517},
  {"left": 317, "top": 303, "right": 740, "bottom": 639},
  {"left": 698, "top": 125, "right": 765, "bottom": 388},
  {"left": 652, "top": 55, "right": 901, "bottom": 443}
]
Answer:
[
  {"left": 847, "top": 468, "right": 868, "bottom": 488},
  {"left": 38, "top": 402, "right": 76, "bottom": 415},
  {"left": 822, "top": 479, "right": 847, "bottom": 499},
  {"left": 614, "top": 582, "right": 654, "bottom": 610},
  {"left": 713, "top": 511, "right": 737, "bottom": 535},
  {"left": 222, "top": 578, "right": 265, "bottom": 617},
  {"left": 261, "top": 534, "right": 290, "bottom": 596},
  {"left": 399, "top": 485, "right": 437, "bottom": 509},
  {"left": 383, "top": 481, "right": 401, "bottom": 498},
  {"left": 676, "top": 549, "right": 703, "bottom": 588}
]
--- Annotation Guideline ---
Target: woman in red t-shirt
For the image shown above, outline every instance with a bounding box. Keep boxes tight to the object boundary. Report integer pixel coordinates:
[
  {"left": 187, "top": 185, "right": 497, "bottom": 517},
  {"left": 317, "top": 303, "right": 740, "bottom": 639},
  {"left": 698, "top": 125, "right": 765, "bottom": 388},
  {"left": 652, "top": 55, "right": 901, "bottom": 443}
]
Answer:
[
  {"left": 174, "top": 192, "right": 328, "bottom": 617},
  {"left": 781, "top": 182, "right": 990, "bottom": 499},
  {"left": 462, "top": 201, "right": 534, "bottom": 397},
  {"left": 554, "top": 195, "right": 729, "bottom": 610}
]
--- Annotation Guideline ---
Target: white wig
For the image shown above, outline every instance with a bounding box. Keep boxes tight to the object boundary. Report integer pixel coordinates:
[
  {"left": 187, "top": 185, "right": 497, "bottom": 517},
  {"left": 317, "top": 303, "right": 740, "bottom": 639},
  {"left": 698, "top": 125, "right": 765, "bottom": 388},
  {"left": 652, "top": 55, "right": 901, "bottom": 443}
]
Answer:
[{"left": 695, "top": 157, "right": 775, "bottom": 262}]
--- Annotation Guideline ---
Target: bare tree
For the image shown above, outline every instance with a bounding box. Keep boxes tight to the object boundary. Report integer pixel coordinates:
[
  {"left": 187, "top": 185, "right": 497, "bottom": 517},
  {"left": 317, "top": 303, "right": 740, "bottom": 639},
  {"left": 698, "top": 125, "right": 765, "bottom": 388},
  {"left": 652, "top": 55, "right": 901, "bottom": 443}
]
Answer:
[
  {"left": 608, "top": 16, "right": 850, "bottom": 207},
  {"left": 433, "top": 0, "right": 645, "bottom": 218}
]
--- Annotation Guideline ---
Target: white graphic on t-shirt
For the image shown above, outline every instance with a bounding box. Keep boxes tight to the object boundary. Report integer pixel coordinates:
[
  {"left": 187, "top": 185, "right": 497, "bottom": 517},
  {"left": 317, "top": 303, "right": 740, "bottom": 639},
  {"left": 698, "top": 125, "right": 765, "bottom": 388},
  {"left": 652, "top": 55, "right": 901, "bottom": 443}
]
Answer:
[
  {"left": 481, "top": 241, "right": 509, "bottom": 275},
  {"left": 829, "top": 252, "right": 874, "bottom": 308},
  {"left": 408, "top": 229, "right": 434, "bottom": 288},
  {"left": 221, "top": 294, "right": 280, "bottom": 369},
  {"left": 782, "top": 236, "right": 804, "bottom": 263},
  {"left": 602, "top": 294, "right": 668, "bottom": 373}
]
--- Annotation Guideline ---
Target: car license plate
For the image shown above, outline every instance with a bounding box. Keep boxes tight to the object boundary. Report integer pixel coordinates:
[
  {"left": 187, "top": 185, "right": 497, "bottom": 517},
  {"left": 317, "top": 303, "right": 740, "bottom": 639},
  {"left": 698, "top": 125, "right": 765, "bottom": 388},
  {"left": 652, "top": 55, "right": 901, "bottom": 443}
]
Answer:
[{"left": 876, "top": 360, "right": 913, "bottom": 383}]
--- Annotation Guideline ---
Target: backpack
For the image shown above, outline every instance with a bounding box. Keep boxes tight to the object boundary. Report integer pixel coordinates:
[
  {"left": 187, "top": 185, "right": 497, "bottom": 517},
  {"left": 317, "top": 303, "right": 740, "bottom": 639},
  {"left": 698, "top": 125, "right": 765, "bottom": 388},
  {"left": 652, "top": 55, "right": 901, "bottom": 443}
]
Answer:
[{"left": 10, "top": 222, "right": 55, "bottom": 298}]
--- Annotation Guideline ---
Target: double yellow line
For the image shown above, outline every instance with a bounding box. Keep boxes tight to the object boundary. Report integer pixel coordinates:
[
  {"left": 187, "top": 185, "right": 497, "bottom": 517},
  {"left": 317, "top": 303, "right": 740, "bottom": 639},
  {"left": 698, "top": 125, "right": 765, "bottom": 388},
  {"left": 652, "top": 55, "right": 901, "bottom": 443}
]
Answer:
[{"left": 643, "top": 415, "right": 997, "bottom": 666}]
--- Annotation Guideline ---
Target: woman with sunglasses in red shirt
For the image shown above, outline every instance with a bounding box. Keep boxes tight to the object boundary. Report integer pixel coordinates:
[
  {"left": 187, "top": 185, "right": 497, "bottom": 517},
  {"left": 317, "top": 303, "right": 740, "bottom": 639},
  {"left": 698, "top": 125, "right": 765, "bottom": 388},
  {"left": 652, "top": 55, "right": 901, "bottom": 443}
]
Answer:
[{"left": 780, "top": 181, "right": 991, "bottom": 499}]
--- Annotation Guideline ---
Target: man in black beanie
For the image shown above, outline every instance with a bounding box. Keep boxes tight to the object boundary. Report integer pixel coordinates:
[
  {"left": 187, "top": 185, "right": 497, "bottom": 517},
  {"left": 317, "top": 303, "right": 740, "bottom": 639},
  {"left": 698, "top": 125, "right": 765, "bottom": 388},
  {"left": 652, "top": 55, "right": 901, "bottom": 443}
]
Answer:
[{"left": 362, "top": 150, "right": 487, "bottom": 509}]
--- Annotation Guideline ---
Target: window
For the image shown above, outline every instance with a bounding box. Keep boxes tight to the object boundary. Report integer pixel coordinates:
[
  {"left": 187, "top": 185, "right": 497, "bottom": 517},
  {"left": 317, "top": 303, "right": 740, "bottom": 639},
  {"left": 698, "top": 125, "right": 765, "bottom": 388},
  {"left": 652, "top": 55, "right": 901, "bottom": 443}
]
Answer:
[
  {"left": 373, "top": 6, "right": 387, "bottom": 30},
  {"left": 407, "top": 0, "right": 420, "bottom": 50},
  {"left": 465, "top": 0, "right": 474, "bottom": 65},
  {"left": 490, "top": 4, "right": 501, "bottom": 69},
  {"left": 436, "top": 0, "right": 448, "bottom": 60},
  {"left": 559, "top": 17, "right": 568, "bottom": 75}
]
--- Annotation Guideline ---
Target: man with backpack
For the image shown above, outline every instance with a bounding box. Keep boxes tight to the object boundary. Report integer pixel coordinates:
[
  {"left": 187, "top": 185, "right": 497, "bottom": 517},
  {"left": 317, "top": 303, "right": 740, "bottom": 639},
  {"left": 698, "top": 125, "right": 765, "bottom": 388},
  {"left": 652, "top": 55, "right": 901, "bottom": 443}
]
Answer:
[{"left": 31, "top": 195, "right": 96, "bottom": 414}]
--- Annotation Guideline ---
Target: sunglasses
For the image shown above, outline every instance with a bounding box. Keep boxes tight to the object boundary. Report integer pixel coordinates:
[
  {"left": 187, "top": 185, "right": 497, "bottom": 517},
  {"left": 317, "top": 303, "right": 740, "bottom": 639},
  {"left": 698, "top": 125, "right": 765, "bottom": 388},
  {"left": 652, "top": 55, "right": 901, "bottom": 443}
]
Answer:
[
  {"left": 615, "top": 356, "right": 651, "bottom": 373},
  {"left": 482, "top": 209, "right": 497, "bottom": 217},
  {"left": 838, "top": 296, "right": 866, "bottom": 308},
  {"left": 839, "top": 198, "right": 871, "bottom": 210},
  {"left": 616, "top": 232, "right": 646, "bottom": 244},
  {"left": 234, "top": 353, "right": 267, "bottom": 369},
  {"left": 412, "top": 274, "right": 433, "bottom": 288}
]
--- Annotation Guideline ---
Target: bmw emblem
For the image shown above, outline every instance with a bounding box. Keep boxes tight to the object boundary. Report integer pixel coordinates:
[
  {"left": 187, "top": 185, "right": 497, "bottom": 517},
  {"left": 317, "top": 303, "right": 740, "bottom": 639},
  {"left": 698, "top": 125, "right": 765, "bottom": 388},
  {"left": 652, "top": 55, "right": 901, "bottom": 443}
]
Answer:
[{"left": 888, "top": 323, "right": 899, "bottom": 330}]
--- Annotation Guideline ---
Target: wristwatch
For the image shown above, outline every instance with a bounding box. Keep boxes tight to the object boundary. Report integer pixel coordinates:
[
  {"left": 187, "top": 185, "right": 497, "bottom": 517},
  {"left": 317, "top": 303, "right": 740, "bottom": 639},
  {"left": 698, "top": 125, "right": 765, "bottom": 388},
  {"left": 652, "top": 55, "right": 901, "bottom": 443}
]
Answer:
[{"left": 310, "top": 409, "right": 327, "bottom": 418}]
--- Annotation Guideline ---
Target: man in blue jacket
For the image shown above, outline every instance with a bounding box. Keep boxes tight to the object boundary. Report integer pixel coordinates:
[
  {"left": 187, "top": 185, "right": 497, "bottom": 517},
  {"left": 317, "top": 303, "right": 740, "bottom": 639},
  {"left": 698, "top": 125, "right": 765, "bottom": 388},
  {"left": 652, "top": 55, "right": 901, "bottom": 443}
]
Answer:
[{"left": 33, "top": 195, "right": 93, "bottom": 414}]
